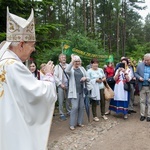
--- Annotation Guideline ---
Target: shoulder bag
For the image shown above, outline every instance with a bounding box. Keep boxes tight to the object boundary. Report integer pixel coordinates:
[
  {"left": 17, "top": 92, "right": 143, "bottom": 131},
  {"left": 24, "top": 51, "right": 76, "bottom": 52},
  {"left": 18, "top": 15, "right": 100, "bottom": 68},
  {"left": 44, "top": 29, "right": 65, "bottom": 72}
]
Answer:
[
  {"left": 124, "top": 82, "right": 131, "bottom": 91},
  {"left": 103, "top": 80, "right": 114, "bottom": 100}
]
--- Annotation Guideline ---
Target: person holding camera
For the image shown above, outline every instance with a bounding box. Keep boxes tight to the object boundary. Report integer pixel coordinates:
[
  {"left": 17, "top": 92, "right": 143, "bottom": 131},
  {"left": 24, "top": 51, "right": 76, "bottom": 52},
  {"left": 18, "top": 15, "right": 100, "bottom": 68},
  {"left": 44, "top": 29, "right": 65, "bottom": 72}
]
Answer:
[{"left": 109, "top": 58, "right": 132, "bottom": 119}]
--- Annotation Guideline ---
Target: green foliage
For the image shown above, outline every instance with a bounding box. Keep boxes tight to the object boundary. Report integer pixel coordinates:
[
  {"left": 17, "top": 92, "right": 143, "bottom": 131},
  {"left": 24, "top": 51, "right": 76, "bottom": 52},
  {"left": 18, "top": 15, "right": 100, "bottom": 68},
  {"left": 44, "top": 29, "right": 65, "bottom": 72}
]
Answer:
[
  {"left": 32, "top": 24, "right": 64, "bottom": 67},
  {"left": 64, "top": 31, "right": 100, "bottom": 51},
  {"left": 144, "top": 14, "right": 150, "bottom": 42},
  {"left": 0, "top": 33, "right": 5, "bottom": 41},
  {"left": 61, "top": 30, "right": 108, "bottom": 67},
  {"left": 0, "top": 0, "right": 25, "bottom": 32},
  {"left": 0, "top": 0, "right": 149, "bottom": 68},
  {"left": 126, "top": 42, "right": 150, "bottom": 61},
  {"left": 32, "top": 47, "right": 60, "bottom": 68}
]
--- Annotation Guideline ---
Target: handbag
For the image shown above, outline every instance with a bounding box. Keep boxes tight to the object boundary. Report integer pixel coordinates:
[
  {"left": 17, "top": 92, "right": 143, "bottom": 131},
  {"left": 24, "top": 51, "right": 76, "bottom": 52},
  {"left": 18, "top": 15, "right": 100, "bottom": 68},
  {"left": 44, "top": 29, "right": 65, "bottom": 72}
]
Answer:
[
  {"left": 122, "top": 74, "right": 131, "bottom": 91},
  {"left": 106, "top": 76, "right": 115, "bottom": 84},
  {"left": 129, "top": 79, "right": 135, "bottom": 84},
  {"left": 124, "top": 82, "right": 131, "bottom": 91},
  {"left": 103, "top": 81, "right": 114, "bottom": 100}
]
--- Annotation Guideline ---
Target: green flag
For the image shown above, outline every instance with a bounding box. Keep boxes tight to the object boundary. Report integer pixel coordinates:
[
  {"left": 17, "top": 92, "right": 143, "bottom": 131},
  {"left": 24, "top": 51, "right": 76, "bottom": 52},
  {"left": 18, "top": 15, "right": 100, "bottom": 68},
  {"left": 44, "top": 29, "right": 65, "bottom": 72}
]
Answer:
[
  {"left": 62, "top": 44, "right": 73, "bottom": 56},
  {"left": 105, "top": 55, "right": 114, "bottom": 62}
]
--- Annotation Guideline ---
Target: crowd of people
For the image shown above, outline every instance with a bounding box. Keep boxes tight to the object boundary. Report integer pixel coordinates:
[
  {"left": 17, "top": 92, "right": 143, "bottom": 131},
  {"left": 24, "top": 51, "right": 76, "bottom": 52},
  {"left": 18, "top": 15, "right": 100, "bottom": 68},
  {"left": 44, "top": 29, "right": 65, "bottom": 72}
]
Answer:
[
  {"left": 30, "top": 53, "right": 150, "bottom": 130},
  {"left": 0, "top": 7, "right": 150, "bottom": 150}
]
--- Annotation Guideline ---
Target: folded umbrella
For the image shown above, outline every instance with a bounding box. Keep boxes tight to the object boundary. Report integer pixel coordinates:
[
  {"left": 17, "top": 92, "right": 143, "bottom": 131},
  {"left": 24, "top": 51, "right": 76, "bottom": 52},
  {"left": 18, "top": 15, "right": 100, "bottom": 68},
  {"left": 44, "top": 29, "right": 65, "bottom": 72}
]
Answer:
[{"left": 84, "top": 88, "right": 90, "bottom": 122}]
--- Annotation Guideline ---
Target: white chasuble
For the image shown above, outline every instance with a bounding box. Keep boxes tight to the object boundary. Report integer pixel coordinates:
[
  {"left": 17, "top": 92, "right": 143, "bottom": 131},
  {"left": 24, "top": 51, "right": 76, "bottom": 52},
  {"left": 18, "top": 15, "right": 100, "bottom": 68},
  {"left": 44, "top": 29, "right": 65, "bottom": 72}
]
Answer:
[{"left": 0, "top": 50, "right": 57, "bottom": 150}]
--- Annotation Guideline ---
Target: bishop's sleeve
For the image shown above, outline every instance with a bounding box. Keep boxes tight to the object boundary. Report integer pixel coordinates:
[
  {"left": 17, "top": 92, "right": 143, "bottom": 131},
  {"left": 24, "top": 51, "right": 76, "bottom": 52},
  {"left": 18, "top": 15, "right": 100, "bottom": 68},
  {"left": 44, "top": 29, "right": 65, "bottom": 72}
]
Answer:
[{"left": 5, "top": 60, "right": 57, "bottom": 124}]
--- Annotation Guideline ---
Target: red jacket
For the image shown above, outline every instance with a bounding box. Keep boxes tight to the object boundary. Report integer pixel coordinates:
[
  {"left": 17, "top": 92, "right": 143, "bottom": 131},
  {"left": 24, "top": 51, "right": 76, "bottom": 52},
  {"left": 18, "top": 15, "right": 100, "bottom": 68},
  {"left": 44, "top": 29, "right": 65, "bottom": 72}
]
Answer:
[{"left": 105, "top": 66, "right": 115, "bottom": 78}]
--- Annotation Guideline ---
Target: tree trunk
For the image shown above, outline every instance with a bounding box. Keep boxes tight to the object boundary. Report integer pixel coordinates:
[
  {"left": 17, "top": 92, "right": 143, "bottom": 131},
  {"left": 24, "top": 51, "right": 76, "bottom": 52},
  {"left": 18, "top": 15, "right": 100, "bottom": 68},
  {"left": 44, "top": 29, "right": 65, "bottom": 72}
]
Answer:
[
  {"left": 93, "top": 0, "right": 96, "bottom": 34},
  {"left": 83, "top": 0, "right": 87, "bottom": 33},
  {"left": 108, "top": 9, "right": 112, "bottom": 53},
  {"left": 122, "top": 0, "right": 126, "bottom": 56},
  {"left": 90, "top": 0, "right": 94, "bottom": 34},
  {"left": 116, "top": 9, "right": 120, "bottom": 60},
  {"left": 74, "top": 0, "right": 77, "bottom": 29},
  {"left": 65, "top": 1, "right": 68, "bottom": 30}
]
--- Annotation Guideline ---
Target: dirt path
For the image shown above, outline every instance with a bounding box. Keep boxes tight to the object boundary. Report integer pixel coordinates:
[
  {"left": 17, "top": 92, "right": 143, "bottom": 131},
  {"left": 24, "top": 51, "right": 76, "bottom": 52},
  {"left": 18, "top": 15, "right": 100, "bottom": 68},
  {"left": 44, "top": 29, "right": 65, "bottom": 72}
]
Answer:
[
  {"left": 48, "top": 96, "right": 150, "bottom": 150},
  {"left": 91, "top": 106, "right": 150, "bottom": 150}
]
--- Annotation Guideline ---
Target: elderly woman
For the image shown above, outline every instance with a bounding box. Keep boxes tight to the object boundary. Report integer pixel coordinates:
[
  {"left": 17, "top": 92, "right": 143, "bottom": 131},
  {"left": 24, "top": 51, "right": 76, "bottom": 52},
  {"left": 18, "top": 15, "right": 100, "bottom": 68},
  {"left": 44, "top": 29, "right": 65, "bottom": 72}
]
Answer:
[
  {"left": 65, "top": 54, "right": 91, "bottom": 130},
  {"left": 109, "top": 58, "right": 132, "bottom": 119},
  {"left": 87, "top": 58, "right": 108, "bottom": 122}
]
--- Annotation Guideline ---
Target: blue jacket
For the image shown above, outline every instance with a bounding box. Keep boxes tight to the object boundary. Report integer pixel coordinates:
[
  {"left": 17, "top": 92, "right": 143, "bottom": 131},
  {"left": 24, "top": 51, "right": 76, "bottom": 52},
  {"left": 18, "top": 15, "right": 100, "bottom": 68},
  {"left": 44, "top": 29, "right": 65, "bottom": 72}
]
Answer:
[{"left": 135, "top": 62, "right": 150, "bottom": 91}]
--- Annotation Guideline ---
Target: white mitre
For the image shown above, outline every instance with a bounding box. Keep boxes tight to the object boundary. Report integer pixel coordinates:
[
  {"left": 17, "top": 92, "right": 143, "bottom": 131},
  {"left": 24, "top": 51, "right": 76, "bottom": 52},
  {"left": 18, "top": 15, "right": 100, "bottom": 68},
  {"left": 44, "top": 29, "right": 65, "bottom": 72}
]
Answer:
[
  {"left": 7, "top": 7, "right": 35, "bottom": 42},
  {"left": 0, "top": 7, "right": 36, "bottom": 58}
]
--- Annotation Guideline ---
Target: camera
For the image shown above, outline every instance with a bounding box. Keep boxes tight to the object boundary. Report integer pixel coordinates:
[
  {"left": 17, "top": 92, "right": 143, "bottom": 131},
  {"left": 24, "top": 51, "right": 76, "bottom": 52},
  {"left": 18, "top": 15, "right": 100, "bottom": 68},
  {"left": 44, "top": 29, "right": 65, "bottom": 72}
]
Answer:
[{"left": 119, "top": 63, "right": 125, "bottom": 69}]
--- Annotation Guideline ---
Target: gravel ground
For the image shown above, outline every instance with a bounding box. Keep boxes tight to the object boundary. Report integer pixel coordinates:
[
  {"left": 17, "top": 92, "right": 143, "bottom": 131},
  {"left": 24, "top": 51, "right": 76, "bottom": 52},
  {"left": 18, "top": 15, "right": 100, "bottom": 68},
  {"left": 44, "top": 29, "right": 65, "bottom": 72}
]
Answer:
[
  {"left": 48, "top": 118, "right": 118, "bottom": 150},
  {"left": 48, "top": 96, "right": 150, "bottom": 150}
]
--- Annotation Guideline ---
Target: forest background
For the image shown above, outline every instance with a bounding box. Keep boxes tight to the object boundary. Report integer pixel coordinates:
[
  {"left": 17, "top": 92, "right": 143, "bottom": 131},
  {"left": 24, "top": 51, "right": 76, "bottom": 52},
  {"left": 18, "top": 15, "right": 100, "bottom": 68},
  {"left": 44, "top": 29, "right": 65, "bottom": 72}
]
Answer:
[{"left": 0, "top": 0, "right": 150, "bottom": 67}]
